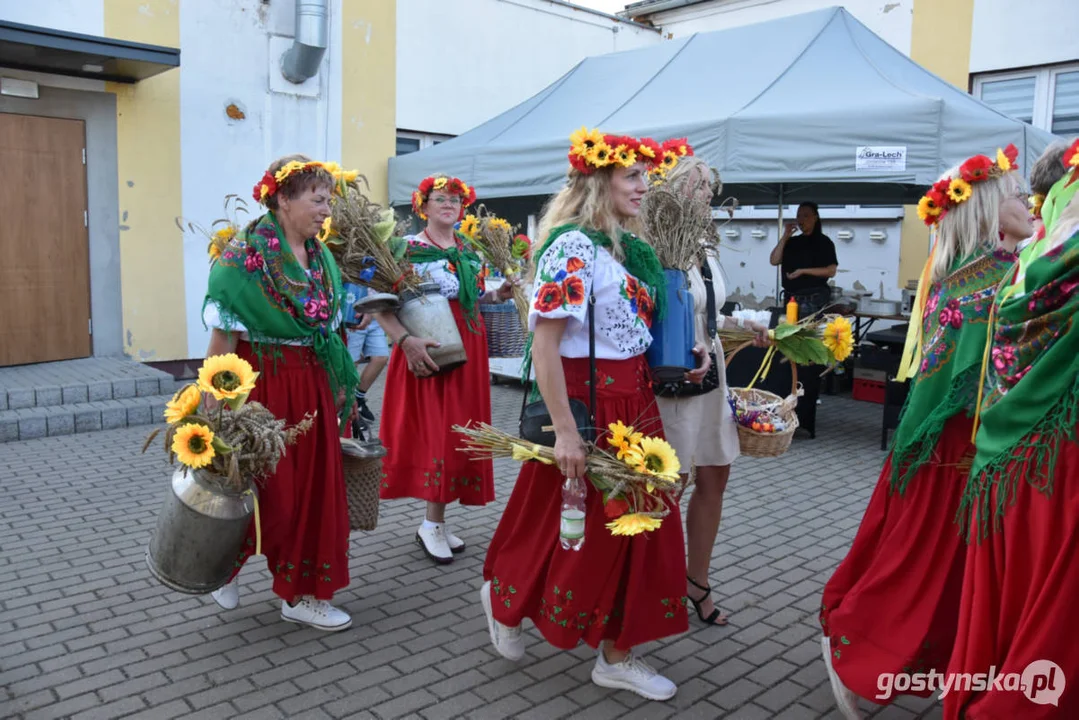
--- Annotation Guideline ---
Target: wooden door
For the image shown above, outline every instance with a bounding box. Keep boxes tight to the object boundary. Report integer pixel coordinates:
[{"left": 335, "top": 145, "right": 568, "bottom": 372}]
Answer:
[{"left": 0, "top": 113, "right": 91, "bottom": 366}]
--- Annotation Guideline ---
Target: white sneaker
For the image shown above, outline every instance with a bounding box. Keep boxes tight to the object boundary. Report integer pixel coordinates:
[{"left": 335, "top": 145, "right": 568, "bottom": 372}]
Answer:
[
  {"left": 416, "top": 523, "right": 454, "bottom": 564},
  {"left": 211, "top": 578, "right": 239, "bottom": 610},
  {"left": 281, "top": 597, "right": 352, "bottom": 631},
  {"left": 444, "top": 527, "right": 466, "bottom": 554},
  {"left": 591, "top": 650, "right": 676, "bottom": 701},
  {"left": 480, "top": 581, "right": 525, "bottom": 661},
  {"left": 821, "top": 635, "right": 863, "bottom": 719}
]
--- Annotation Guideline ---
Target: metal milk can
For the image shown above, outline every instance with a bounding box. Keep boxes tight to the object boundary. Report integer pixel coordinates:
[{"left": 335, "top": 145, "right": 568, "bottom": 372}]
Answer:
[{"left": 397, "top": 282, "right": 468, "bottom": 372}]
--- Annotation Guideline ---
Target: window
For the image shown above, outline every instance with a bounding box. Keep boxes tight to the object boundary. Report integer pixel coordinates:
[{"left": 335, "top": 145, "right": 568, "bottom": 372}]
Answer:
[
  {"left": 395, "top": 130, "right": 454, "bottom": 156},
  {"left": 973, "top": 62, "right": 1079, "bottom": 133}
]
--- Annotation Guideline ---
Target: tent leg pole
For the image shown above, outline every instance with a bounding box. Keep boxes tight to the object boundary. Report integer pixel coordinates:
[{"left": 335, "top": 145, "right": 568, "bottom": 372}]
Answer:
[{"left": 776, "top": 186, "right": 784, "bottom": 307}]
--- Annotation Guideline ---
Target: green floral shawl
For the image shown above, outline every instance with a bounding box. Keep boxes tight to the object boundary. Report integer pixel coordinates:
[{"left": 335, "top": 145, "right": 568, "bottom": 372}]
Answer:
[
  {"left": 957, "top": 224, "right": 1079, "bottom": 541},
  {"left": 888, "top": 249, "right": 1017, "bottom": 495},
  {"left": 203, "top": 212, "right": 359, "bottom": 428}
]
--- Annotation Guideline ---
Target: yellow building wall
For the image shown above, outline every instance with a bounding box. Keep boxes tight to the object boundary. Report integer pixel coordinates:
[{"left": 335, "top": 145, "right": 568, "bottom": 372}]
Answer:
[
  {"left": 341, "top": 1, "right": 396, "bottom": 204},
  {"left": 104, "top": 0, "right": 186, "bottom": 361},
  {"left": 899, "top": 0, "right": 976, "bottom": 287}
]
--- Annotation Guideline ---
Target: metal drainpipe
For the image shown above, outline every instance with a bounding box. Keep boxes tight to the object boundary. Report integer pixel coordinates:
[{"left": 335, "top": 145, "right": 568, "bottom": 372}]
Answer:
[{"left": 281, "top": 0, "right": 329, "bottom": 84}]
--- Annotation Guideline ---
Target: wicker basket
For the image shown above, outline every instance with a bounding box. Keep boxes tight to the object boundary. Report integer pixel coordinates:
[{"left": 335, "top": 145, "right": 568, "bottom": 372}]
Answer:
[
  {"left": 341, "top": 438, "right": 386, "bottom": 532},
  {"left": 480, "top": 301, "right": 528, "bottom": 358},
  {"left": 726, "top": 341, "right": 802, "bottom": 458}
]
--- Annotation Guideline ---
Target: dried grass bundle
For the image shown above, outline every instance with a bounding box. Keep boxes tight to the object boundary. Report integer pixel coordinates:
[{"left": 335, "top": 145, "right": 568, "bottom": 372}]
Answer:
[
  {"left": 176, "top": 194, "right": 251, "bottom": 262},
  {"left": 321, "top": 177, "right": 421, "bottom": 294},
  {"left": 467, "top": 206, "right": 532, "bottom": 329},
  {"left": 641, "top": 166, "right": 737, "bottom": 270},
  {"left": 453, "top": 423, "right": 676, "bottom": 524}
]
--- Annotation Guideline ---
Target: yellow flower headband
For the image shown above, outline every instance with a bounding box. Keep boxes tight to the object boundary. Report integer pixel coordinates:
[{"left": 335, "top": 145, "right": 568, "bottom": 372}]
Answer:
[
  {"left": 252, "top": 160, "right": 358, "bottom": 205},
  {"left": 568, "top": 128, "right": 665, "bottom": 175},
  {"left": 916, "top": 144, "right": 1019, "bottom": 226}
]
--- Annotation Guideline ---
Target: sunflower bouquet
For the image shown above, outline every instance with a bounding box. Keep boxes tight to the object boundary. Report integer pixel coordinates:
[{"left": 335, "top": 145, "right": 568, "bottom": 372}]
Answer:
[
  {"left": 454, "top": 420, "right": 681, "bottom": 536},
  {"left": 457, "top": 206, "right": 532, "bottom": 329},
  {"left": 176, "top": 194, "right": 251, "bottom": 263},
  {"left": 143, "top": 354, "right": 314, "bottom": 492},
  {"left": 718, "top": 313, "right": 853, "bottom": 370},
  {"left": 317, "top": 175, "right": 422, "bottom": 295}
]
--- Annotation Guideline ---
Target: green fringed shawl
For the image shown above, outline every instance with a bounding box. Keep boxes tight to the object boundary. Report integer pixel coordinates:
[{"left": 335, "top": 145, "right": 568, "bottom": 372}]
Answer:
[
  {"left": 203, "top": 212, "right": 359, "bottom": 428},
  {"left": 406, "top": 239, "right": 485, "bottom": 332},
  {"left": 957, "top": 224, "right": 1079, "bottom": 542},
  {"left": 519, "top": 223, "right": 667, "bottom": 387},
  {"left": 888, "top": 249, "right": 1017, "bottom": 495}
]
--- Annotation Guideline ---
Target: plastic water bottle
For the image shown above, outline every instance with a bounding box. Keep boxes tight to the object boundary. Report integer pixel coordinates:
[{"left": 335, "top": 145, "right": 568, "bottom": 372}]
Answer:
[{"left": 560, "top": 476, "right": 587, "bottom": 551}]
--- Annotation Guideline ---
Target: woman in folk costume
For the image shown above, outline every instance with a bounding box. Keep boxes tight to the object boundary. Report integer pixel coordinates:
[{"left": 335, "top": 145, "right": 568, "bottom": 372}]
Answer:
[
  {"left": 649, "top": 151, "right": 770, "bottom": 627},
  {"left": 1027, "top": 140, "right": 1071, "bottom": 247},
  {"left": 819, "top": 145, "right": 1028, "bottom": 719},
  {"left": 202, "top": 155, "right": 360, "bottom": 631},
  {"left": 945, "top": 139, "right": 1079, "bottom": 720},
  {"left": 480, "top": 128, "right": 705, "bottom": 701},
  {"left": 374, "top": 175, "right": 516, "bottom": 564}
]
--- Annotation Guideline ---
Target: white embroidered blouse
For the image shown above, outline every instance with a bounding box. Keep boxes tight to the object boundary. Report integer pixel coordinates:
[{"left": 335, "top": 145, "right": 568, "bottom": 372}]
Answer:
[
  {"left": 527, "top": 230, "right": 655, "bottom": 360},
  {"left": 404, "top": 233, "right": 501, "bottom": 304}
]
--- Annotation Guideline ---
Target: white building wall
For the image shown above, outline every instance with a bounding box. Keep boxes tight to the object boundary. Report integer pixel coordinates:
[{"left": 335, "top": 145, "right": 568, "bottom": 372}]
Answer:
[
  {"left": 180, "top": 0, "right": 345, "bottom": 357},
  {"left": 969, "top": 0, "right": 1075, "bottom": 73},
  {"left": 0, "top": 0, "right": 104, "bottom": 36},
  {"left": 397, "top": 0, "right": 662, "bottom": 136}
]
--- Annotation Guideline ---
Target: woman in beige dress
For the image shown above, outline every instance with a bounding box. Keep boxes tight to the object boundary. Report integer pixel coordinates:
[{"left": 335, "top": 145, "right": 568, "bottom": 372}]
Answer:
[{"left": 654, "top": 156, "right": 769, "bottom": 625}]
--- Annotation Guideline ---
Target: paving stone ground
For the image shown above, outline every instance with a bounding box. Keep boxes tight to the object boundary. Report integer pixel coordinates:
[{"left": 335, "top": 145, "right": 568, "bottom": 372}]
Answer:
[{"left": 0, "top": 375, "right": 944, "bottom": 720}]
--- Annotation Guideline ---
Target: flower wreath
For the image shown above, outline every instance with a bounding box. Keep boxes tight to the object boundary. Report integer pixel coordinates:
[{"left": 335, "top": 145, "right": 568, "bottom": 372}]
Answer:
[
  {"left": 411, "top": 175, "right": 476, "bottom": 221},
  {"left": 648, "top": 138, "right": 695, "bottom": 184},
  {"left": 567, "top": 127, "right": 666, "bottom": 175},
  {"left": 251, "top": 160, "right": 357, "bottom": 205},
  {"left": 916, "top": 144, "right": 1019, "bottom": 227}
]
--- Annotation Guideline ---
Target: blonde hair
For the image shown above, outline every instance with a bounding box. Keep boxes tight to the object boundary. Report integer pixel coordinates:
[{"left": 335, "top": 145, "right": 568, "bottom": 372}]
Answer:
[
  {"left": 534, "top": 167, "right": 643, "bottom": 275},
  {"left": 930, "top": 167, "right": 1020, "bottom": 283},
  {"left": 664, "top": 155, "right": 718, "bottom": 196}
]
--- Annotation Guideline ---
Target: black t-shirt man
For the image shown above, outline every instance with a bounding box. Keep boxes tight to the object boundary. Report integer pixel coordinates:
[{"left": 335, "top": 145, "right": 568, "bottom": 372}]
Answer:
[{"left": 770, "top": 202, "right": 839, "bottom": 303}]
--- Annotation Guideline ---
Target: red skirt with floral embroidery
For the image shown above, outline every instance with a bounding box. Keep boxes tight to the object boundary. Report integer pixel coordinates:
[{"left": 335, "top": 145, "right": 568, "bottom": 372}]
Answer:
[
  {"left": 820, "top": 414, "right": 973, "bottom": 704},
  {"left": 483, "top": 355, "right": 689, "bottom": 651},
  {"left": 379, "top": 300, "right": 495, "bottom": 505},
  {"left": 943, "top": 431, "right": 1079, "bottom": 720},
  {"left": 227, "top": 340, "right": 350, "bottom": 602}
]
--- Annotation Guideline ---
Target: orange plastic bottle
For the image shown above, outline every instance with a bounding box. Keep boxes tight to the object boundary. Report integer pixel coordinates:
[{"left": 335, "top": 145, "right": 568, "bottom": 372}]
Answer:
[{"left": 786, "top": 296, "right": 799, "bottom": 324}]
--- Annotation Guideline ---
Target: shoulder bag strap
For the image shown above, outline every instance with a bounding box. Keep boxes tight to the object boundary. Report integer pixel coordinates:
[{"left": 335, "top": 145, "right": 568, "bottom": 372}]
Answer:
[{"left": 701, "top": 255, "right": 717, "bottom": 340}]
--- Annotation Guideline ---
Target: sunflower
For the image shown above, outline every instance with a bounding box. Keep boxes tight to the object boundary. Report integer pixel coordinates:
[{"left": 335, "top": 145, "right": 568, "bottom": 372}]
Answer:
[
  {"left": 606, "top": 513, "right": 663, "bottom": 536},
  {"left": 433, "top": 176, "right": 448, "bottom": 191},
  {"left": 208, "top": 243, "right": 222, "bottom": 261},
  {"left": 164, "top": 384, "right": 202, "bottom": 424},
  {"left": 457, "top": 214, "right": 479, "bottom": 241},
  {"left": 660, "top": 150, "right": 679, "bottom": 171},
  {"left": 947, "top": 178, "right": 972, "bottom": 204},
  {"left": 569, "top": 127, "right": 604, "bottom": 156},
  {"left": 823, "top": 316, "right": 854, "bottom": 362},
  {"left": 585, "top": 141, "right": 614, "bottom": 168},
  {"left": 631, "top": 436, "right": 681, "bottom": 480},
  {"left": 996, "top": 147, "right": 1013, "bottom": 173},
  {"left": 916, "top": 195, "right": 942, "bottom": 224},
  {"left": 317, "top": 217, "right": 334, "bottom": 243},
  {"left": 487, "top": 217, "right": 512, "bottom": 233},
  {"left": 613, "top": 144, "right": 638, "bottom": 168},
  {"left": 172, "top": 423, "right": 216, "bottom": 469},
  {"left": 197, "top": 354, "right": 259, "bottom": 402},
  {"left": 608, "top": 421, "right": 643, "bottom": 450}
]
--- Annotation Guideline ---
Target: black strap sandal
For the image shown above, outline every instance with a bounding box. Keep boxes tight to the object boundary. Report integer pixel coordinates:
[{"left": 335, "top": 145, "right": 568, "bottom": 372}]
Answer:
[{"left": 687, "top": 576, "right": 729, "bottom": 626}]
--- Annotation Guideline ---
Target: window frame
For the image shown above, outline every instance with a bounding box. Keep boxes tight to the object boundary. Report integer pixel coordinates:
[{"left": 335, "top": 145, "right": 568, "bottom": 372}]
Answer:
[
  {"left": 972, "top": 61, "right": 1079, "bottom": 132},
  {"left": 395, "top": 129, "right": 455, "bottom": 156}
]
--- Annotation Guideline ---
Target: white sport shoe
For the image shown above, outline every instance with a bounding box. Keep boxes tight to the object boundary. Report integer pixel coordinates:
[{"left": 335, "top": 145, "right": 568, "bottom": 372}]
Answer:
[
  {"left": 480, "top": 581, "right": 525, "bottom": 661},
  {"left": 821, "top": 635, "right": 863, "bottom": 719},
  {"left": 211, "top": 578, "right": 239, "bottom": 610},
  {"left": 591, "top": 650, "right": 677, "bottom": 701},
  {"left": 416, "top": 523, "right": 454, "bottom": 564},
  {"left": 444, "top": 526, "right": 466, "bottom": 554},
  {"left": 281, "top": 597, "right": 352, "bottom": 631}
]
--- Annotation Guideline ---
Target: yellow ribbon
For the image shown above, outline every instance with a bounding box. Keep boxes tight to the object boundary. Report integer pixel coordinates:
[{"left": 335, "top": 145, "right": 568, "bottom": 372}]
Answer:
[
  {"left": 511, "top": 443, "right": 554, "bottom": 465},
  {"left": 244, "top": 488, "right": 262, "bottom": 556},
  {"left": 896, "top": 236, "right": 939, "bottom": 382},
  {"left": 748, "top": 345, "right": 778, "bottom": 388},
  {"left": 970, "top": 298, "right": 998, "bottom": 444}
]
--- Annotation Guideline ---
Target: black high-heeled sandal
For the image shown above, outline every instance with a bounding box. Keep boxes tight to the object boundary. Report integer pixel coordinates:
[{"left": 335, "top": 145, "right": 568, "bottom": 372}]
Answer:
[{"left": 687, "top": 576, "right": 729, "bottom": 626}]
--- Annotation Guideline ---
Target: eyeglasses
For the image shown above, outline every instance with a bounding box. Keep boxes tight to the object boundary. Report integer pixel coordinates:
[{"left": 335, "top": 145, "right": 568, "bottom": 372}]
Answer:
[{"left": 429, "top": 196, "right": 463, "bottom": 207}]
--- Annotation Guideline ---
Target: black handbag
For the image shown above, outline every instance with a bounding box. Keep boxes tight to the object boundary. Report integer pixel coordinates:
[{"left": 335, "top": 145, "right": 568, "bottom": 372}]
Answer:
[
  {"left": 653, "top": 259, "right": 720, "bottom": 398},
  {"left": 519, "top": 293, "right": 597, "bottom": 445}
]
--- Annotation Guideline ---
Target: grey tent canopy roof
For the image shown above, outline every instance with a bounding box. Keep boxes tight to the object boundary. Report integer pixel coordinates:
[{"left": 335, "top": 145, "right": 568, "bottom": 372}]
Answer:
[{"left": 389, "top": 6, "right": 1060, "bottom": 207}]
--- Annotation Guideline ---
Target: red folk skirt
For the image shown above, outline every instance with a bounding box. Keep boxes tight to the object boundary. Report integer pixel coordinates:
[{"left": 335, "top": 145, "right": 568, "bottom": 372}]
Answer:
[
  {"left": 944, "top": 430, "right": 1079, "bottom": 720},
  {"left": 227, "top": 340, "right": 350, "bottom": 602},
  {"left": 820, "top": 414, "right": 973, "bottom": 703},
  {"left": 379, "top": 300, "right": 495, "bottom": 505},
  {"left": 483, "top": 356, "right": 689, "bottom": 652}
]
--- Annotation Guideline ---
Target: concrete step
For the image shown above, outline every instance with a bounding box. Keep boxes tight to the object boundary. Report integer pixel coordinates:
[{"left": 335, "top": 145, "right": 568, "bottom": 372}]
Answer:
[
  {"left": 0, "top": 393, "right": 174, "bottom": 443},
  {"left": 0, "top": 357, "right": 176, "bottom": 411}
]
